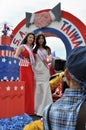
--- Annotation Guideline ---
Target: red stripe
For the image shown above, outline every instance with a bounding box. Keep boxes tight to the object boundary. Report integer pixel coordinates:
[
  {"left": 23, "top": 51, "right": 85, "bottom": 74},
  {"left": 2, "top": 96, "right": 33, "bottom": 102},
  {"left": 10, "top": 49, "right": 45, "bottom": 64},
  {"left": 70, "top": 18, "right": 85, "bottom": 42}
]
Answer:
[
  {"left": 4, "top": 50, "right": 6, "bottom": 56},
  {"left": 0, "top": 51, "right": 2, "bottom": 56}
]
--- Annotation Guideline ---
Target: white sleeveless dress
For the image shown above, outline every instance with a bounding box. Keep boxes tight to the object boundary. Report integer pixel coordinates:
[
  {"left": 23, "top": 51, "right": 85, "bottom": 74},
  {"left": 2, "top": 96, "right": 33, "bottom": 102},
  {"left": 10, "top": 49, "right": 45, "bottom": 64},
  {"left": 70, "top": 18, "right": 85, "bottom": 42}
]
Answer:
[{"left": 34, "top": 49, "right": 53, "bottom": 116}]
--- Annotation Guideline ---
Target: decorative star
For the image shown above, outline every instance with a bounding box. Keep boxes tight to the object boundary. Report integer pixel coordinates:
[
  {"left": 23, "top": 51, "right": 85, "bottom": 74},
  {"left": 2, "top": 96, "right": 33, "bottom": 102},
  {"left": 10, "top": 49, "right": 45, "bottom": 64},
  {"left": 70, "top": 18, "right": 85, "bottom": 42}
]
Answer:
[
  {"left": 11, "top": 77, "right": 14, "bottom": 81},
  {"left": 2, "top": 58, "right": 6, "bottom": 62},
  {"left": 6, "top": 86, "right": 10, "bottom": 91},
  {"left": 17, "top": 77, "right": 19, "bottom": 80},
  {"left": 14, "top": 86, "right": 18, "bottom": 91},
  {"left": 9, "top": 61, "right": 11, "bottom": 64},
  {"left": 14, "top": 60, "right": 17, "bottom": 64},
  {"left": 21, "top": 86, "right": 24, "bottom": 90},
  {"left": 3, "top": 76, "right": 8, "bottom": 80}
]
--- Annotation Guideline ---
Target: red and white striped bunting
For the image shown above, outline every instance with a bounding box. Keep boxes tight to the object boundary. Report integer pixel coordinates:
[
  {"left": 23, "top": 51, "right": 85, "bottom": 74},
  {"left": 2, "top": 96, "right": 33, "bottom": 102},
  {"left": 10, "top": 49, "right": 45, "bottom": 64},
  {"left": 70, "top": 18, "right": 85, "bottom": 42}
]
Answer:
[
  {"left": 0, "top": 50, "right": 14, "bottom": 57},
  {"left": 19, "top": 58, "right": 30, "bottom": 67}
]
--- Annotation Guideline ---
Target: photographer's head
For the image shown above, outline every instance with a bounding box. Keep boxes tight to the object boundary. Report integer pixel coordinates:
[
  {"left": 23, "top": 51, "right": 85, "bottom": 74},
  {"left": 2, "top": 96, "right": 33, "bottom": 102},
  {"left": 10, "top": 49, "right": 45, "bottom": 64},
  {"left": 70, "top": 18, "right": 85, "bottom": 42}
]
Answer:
[{"left": 65, "top": 46, "right": 86, "bottom": 91}]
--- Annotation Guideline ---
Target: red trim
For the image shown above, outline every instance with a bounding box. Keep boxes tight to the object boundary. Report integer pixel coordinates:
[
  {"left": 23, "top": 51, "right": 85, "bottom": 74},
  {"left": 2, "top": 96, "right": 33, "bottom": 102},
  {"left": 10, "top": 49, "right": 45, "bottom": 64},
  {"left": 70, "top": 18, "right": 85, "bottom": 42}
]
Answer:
[
  {"left": 12, "top": 10, "right": 86, "bottom": 42},
  {"left": 62, "top": 11, "right": 86, "bottom": 42},
  {"left": 12, "top": 19, "right": 26, "bottom": 36}
]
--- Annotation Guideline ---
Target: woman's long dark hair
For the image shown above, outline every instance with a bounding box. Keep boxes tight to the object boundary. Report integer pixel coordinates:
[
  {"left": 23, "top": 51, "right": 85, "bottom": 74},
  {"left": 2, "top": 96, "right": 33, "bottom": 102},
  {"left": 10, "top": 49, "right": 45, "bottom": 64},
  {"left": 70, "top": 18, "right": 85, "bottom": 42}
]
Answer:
[
  {"left": 33, "top": 34, "right": 46, "bottom": 53},
  {"left": 21, "top": 32, "right": 35, "bottom": 48}
]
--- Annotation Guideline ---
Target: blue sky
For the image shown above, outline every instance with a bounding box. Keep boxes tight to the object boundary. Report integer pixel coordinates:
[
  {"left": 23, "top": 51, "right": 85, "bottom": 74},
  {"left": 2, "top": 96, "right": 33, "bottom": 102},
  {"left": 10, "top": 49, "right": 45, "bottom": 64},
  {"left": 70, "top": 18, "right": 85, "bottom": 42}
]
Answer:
[{"left": 0, "top": 0, "right": 86, "bottom": 59}]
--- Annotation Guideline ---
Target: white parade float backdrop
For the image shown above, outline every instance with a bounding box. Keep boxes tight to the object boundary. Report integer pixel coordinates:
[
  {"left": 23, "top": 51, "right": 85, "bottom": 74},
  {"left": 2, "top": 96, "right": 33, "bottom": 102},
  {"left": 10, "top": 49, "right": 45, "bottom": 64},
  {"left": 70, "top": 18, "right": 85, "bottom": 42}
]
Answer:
[{"left": 11, "top": 3, "right": 86, "bottom": 59}]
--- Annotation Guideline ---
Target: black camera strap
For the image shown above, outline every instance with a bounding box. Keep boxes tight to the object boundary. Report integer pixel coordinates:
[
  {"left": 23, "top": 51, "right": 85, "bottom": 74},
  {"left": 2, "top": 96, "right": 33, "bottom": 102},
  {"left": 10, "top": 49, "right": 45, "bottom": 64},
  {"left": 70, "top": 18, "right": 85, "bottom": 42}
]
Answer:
[
  {"left": 47, "top": 103, "right": 52, "bottom": 130},
  {"left": 75, "top": 100, "right": 86, "bottom": 130}
]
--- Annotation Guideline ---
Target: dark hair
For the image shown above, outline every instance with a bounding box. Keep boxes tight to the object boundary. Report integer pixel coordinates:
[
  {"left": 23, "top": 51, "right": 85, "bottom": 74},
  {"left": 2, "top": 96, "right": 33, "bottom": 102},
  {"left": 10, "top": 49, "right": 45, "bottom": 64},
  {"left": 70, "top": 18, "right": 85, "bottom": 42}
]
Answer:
[
  {"left": 21, "top": 32, "right": 35, "bottom": 47},
  {"left": 45, "top": 45, "right": 51, "bottom": 50},
  {"left": 45, "top": 45, "right": 51, "bottom": 55},
  {"left": 62, "top": 81, "right": 69, "bottom": 93},
  {"left": 33, "top": 34, "right": 46, "bottom": 53}
]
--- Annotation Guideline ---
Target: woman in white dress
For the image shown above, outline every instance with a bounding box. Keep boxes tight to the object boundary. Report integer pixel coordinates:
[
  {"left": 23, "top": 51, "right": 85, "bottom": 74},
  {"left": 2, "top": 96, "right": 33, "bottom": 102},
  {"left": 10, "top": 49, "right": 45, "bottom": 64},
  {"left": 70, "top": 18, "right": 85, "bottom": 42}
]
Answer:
[{"left": 33, "top": 34, "right": 53, "bottom": 117}]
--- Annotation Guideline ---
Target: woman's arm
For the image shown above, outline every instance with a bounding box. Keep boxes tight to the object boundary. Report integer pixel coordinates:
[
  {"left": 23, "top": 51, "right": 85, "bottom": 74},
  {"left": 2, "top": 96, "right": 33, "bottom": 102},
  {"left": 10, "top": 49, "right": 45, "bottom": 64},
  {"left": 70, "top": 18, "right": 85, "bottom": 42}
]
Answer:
[
  {"left": 14, "top": 46, "right": 24, "bottom": 58},
  {"left": 47, "top": 55, "right": 52, "bottom": 63}
]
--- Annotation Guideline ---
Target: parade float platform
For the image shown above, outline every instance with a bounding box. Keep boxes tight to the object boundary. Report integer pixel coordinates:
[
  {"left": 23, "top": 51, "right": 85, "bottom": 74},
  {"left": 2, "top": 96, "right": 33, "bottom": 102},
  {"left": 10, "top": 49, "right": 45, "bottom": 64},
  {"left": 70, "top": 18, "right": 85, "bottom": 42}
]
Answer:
[{"left": 0, "top": 81, "right": 25, "bottom": 118}]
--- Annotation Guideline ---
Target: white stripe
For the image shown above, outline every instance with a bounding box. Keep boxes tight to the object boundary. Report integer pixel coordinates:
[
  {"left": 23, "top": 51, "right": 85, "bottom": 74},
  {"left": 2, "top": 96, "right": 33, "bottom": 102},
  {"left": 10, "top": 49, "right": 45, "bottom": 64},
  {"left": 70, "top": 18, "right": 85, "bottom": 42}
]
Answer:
[
  {"left": 9, "top": 51, "right": 11, "bottom": 57},
  {"left": 6, "top": 50, "right": 8, "bottom": 56},
  {"left": 2, "top": 50, "right": 4, "bottom": 56}
]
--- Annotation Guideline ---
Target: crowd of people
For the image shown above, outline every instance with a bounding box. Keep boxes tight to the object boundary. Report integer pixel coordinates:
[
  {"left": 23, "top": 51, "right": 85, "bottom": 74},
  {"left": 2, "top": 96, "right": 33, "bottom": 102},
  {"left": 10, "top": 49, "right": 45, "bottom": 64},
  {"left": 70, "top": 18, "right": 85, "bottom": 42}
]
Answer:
[{"left": 15, "top": 32, "right": 86, "bottom": 130}]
